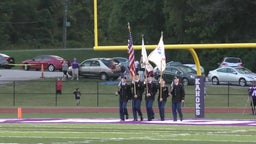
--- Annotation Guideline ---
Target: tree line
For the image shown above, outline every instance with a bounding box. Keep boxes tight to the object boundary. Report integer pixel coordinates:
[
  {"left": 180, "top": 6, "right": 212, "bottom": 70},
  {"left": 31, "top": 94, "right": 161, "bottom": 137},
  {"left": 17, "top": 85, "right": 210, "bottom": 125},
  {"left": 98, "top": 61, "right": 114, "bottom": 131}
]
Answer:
[{"left": 0, "top": 0, "right": 256, "bottom": 72}]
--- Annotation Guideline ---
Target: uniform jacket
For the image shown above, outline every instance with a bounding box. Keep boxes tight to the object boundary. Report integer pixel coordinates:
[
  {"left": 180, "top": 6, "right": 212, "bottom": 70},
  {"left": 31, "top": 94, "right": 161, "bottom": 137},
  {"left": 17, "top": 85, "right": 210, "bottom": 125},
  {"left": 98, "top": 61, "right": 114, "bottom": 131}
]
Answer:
[
  {"left": 73, "top": 90, "right": 81, "bottom": 99},
  {"left": 171, "top": 83, "right": 185, "bottom": 102},
  {"left": 131, "top": 80, "right": 145, "bottom": 101},
  {"left": 118, "top": 82, "right": 132, "bottom": 102},
  {"left": 158, "top": 85, "right": 169, "bottom": 102},
  {"left": 145, "top": 81, "right": 158, "bottom": 101}
]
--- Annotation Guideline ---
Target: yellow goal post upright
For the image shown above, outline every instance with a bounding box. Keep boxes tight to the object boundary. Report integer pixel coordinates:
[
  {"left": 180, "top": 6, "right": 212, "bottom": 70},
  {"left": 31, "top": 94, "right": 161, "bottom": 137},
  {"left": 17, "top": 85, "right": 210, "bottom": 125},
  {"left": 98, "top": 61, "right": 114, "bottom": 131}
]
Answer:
[{"left": 92, "top": 0, "right": 256, "bottom": 118}]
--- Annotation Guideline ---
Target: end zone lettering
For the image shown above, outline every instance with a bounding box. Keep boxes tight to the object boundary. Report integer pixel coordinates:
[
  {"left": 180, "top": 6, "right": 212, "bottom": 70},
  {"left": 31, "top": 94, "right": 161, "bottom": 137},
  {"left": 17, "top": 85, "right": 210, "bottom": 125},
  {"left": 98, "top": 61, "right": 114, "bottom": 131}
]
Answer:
[
  {"left": 195, "top": 76, "right": 205, "bottom": 118},
  {"left": 195, "top": 78, "right": 201, "bottom": 116}
]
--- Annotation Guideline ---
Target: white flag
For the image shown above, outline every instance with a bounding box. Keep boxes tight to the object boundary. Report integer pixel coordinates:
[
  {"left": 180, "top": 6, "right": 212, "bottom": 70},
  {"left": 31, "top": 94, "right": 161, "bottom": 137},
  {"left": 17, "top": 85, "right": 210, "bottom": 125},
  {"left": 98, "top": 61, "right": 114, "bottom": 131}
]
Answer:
[
  {"left": 141, "top": 37, "right": 153, "bottom": 72},
  {"left": 148, "top": 35, "right": 166, "bottom": 72}
]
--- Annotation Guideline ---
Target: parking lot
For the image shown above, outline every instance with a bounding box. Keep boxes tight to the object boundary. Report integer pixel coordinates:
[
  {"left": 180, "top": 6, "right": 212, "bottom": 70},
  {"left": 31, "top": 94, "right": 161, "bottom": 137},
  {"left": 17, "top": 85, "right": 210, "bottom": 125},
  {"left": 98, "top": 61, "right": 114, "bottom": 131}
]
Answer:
[{"left": 0, "top": 69, "right": 62, "bottom": 83}]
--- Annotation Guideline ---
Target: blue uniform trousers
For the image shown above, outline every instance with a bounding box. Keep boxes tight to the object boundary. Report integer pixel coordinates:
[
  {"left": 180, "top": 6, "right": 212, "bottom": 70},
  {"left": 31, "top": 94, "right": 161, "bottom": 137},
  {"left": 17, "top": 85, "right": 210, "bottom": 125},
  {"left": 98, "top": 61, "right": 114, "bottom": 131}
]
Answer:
[
  {"left": 172, "top": 102, "right": 183, "bottom": 121},
  {"left": 119, "top": 101, "right": 128, "bottom": 121},
  {"left": 146, "top": 99, "right": 154, "bottom": 121},
  {"left": 132, "top": 99, "right": 142, "bottom": 120},
  {"left": 158, "top": 100, "right": 166, "bottom": 120}
]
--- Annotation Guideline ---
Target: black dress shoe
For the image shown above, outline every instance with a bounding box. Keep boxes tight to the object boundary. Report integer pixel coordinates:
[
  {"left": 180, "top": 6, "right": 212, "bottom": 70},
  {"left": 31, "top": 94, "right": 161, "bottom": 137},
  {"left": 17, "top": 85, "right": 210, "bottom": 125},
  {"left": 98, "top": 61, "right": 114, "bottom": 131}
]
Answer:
[{"left": 140, "top": 116, "right": 143, "bottom": 121}]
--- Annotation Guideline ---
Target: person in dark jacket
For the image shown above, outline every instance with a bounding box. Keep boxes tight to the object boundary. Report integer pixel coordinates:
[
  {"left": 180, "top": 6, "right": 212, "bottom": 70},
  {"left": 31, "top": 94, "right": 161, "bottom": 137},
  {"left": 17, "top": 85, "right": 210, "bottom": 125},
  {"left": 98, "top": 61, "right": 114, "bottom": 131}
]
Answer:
[
  {"left": 170, "top": 76, "right": 185, "bottom": 121},
  {"left": 144, "top": 75, "right": 158, "bottom": 121},
  {"left": 248, "top": 81, "right": 256, "bottom": 115},
  {"left": 115, "top": 76, "right": 132, "bottom": 121},
  {"left": 131, "top": 74, "right": 145, "bottom": 121},
  {"left": 158, "top": 79, "right": 170, "bottom": 121},
  {"left": 73, "top": 88, "right": 81, "bottom": 106}
]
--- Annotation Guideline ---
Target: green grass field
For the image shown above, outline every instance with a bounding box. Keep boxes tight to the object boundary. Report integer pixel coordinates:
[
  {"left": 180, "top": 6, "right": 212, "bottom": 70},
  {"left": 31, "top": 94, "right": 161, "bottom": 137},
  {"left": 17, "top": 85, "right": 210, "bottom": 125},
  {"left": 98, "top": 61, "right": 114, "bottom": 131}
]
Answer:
[{"left": 0, "top": 123, "right": 255, "bottom": 144}]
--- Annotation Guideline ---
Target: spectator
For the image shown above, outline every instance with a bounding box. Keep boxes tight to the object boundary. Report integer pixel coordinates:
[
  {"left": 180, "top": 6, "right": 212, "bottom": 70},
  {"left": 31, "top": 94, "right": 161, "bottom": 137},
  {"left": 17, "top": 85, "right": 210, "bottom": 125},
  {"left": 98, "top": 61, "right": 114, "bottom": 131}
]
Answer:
[
  {"left": 134, "top": 60, "right": 140, "bottom": 73},
  {"left": 55, "top": 78, "right": 63, "bottom": 96},
  {"left": 62, "top": 60, "right": 69, "bottom": 81},
  {"left": 71, "top": 58, "right": 79, "bottom": 80},
  {"left": 248, "top": 81, "right": 256, "bottom": 115},
  {"left": 73, "top": 88, "right": 81, "bottom": 106}
]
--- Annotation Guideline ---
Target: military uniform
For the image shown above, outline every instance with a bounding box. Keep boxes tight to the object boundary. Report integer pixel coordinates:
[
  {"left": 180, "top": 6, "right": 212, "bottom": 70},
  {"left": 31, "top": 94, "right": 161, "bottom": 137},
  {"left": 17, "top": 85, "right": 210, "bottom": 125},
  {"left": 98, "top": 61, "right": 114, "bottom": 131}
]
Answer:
[
  {"left": 131, "top": 78, "right": 145, "bottom": 121},
  {"left": 117, "top": 77, "right": 132, "bottom": 121},
  {"left": 171, "top": 77, "right": 185, "bottom": 121},
  {"left": 158, "top": 84, "right": 169, "bottom": 121},
  {"left": 145, "top": 76, "right": 158, "bottom": 121}
]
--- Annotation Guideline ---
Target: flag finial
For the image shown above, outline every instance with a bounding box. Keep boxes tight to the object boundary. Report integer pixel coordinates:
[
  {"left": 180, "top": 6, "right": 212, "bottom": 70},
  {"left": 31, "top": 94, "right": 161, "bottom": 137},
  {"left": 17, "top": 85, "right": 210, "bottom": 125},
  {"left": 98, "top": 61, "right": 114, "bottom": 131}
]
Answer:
[{"left": 128, "top": 22, "right": 131, "bottom": 32}]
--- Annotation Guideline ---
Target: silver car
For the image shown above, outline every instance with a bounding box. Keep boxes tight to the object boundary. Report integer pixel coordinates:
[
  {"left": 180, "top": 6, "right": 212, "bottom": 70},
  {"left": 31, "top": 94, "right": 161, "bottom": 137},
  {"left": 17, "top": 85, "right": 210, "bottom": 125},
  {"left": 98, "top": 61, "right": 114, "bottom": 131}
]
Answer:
[
  {"left": 0, "top": 53, "right": 15, "bottom": 69},
  {"left": 207, "top": 66, "right": 256, "bottom": 86},
  {"left": 183, "top": 64, "right": 205, "bottom": 74},
  {"left": 68, "top": 58, "right": 122, "bottom": 80},
  {"left": 219, "top": 57, "right": 243, "bottom": 67}
]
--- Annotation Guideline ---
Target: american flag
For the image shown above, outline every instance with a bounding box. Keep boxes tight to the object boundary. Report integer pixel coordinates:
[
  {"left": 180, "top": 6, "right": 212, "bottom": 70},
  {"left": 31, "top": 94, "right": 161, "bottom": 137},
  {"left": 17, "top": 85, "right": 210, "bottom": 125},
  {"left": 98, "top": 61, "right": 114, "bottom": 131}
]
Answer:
[{"left": 128, "top": 28, "right": 135, "bottom": 77}]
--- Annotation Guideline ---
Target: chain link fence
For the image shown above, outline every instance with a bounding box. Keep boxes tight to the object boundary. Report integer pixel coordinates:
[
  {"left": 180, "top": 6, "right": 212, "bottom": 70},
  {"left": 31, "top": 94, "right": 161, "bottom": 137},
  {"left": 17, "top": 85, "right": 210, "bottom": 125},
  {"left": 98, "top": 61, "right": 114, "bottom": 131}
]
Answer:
[{"left": 0, "top": 80, "right": 250, "bottom": 108}]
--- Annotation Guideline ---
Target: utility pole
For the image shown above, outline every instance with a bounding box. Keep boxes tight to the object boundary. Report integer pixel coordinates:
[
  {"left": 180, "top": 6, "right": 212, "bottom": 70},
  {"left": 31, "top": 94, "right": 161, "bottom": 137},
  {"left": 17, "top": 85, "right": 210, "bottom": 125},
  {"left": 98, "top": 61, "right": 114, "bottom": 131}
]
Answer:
[{"left": 62, "top": 0, "right": 68, "bottom": 48}]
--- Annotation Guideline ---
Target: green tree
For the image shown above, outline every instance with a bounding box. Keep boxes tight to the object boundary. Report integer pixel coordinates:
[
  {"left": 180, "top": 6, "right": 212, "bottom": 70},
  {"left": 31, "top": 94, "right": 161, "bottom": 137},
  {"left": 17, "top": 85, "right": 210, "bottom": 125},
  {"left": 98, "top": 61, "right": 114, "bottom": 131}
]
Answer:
[{"left": 67, "top": 0, "right": 94, "bottom": 47}]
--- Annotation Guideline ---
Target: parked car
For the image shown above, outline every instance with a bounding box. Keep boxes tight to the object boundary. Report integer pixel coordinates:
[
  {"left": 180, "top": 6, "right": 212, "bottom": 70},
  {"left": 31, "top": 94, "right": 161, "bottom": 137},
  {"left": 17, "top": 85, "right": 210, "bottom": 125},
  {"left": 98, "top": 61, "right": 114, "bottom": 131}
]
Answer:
[
  {"left": 68, "top": 58, "right": 122, "bottom": 80},
  {"left": 112, "top": 57, "right": 129, "bottom": 68},
  {"left": 219, "top": 57, "right": 243, "bottom": 67},
  {"left": 183, "top": 64, "right": 205, "bottom": 74},
  {"left": 0, "top": 53, "right": 15, "bottom": 69},
  {"left": 156, "top": 65, "right": 197, "bottom": 85},
  {"left": 207, "top": 66, "right": 256, "bottom": 86},
  {"left": 166, "top": 61, "right": 205, "bottom": 74},
  {"left": 22, "top": 55, "right": 66, "bottom": 72},
  {"left": 166, "top": 61, "right": 182, "bottom": 67}
]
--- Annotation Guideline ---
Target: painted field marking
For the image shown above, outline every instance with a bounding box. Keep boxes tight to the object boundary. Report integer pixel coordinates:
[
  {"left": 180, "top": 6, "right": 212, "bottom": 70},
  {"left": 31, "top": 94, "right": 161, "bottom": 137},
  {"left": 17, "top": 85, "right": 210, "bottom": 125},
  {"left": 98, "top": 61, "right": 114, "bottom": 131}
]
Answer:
[{"left": 0, "top": 118, "right": 255, "bottom": 126}]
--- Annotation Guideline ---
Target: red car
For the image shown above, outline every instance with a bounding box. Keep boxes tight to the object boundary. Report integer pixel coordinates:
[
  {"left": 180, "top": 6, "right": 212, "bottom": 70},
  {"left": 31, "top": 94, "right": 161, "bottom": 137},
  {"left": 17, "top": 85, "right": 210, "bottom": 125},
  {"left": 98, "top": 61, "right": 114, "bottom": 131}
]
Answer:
[{"left": 22, "top": 55, "right": 67, "bottom": 72}]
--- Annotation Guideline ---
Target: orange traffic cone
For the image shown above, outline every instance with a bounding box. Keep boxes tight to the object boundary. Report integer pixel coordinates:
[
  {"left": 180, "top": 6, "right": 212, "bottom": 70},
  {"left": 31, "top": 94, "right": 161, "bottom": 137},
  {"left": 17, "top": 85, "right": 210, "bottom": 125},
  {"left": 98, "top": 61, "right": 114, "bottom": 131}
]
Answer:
[{"left": 17, "top": 107, "right": 22, "bottom": 119}]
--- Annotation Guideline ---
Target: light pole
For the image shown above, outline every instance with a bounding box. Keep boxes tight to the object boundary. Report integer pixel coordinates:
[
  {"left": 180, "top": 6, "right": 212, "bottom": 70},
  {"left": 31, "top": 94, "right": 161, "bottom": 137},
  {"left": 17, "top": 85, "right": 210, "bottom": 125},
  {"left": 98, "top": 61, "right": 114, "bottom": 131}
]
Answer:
[{"left": 62, "top": 0, "right": 68, "bottom": 48}]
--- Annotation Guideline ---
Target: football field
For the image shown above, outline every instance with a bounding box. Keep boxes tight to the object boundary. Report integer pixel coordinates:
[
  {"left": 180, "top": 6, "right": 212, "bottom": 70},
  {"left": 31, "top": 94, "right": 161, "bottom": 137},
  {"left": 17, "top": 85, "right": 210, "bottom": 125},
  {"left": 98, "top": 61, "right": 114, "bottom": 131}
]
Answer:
[{"left": 0, "top": 118, "right": 255, "bottom": 144}]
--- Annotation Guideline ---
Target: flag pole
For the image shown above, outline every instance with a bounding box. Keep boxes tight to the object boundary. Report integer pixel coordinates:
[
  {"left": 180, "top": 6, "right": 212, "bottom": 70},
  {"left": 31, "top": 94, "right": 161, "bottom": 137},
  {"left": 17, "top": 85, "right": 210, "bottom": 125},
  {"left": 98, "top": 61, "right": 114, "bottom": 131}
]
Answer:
[
  {"left": 160, "top": 64, "right": 163, "bottom": 101},
  {"left": 128, "top": 22, "right": 136, "bottom": 96},
  {"left": 142, "top": 34, "right": 149, "bottom": 96},
  {"left": 159, "top": 32, "right": 164, "bottom": 101}
]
